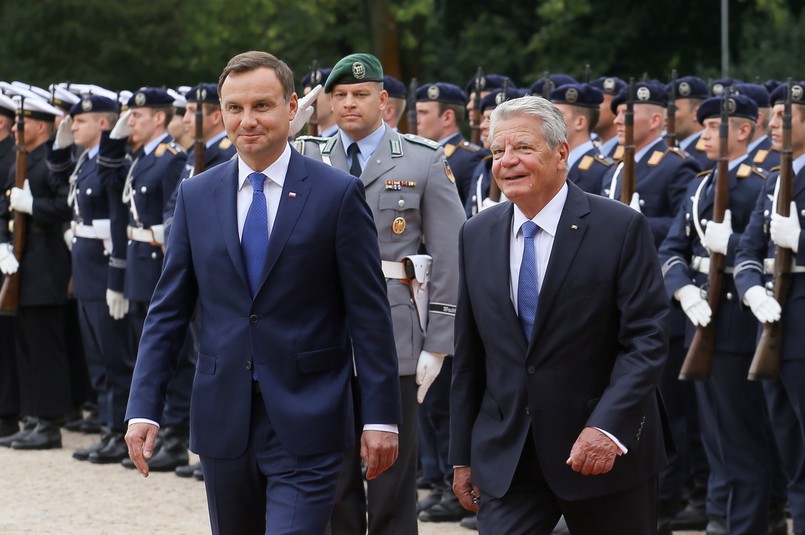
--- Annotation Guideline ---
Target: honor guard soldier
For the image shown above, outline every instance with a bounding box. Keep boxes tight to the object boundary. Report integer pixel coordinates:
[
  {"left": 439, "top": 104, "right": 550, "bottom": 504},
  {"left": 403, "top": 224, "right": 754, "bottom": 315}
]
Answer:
[
  {"left": 659, "top": 94, "right": 779, "bottom": 534},
  {"left": 46, "top": 94, "right": 135, "bottom": 463},
  {"left": 300, "top": 66, "right": 338, "bottom": 137},
  {"left": 591, "top": 76, "right": 627, "bottom": 158},
  {"left": 710, "top": 78, "right": 742, "bottom": 97},
  {"left": 549, "top": 82, "right": 616, "bottom": 194},
  {"left": 529, "top": 73, "right": 577, "bottom": 97},
  {"left": 382, "top": 75, "right": 407, "bottom": 130},
  {"left": 734, "top": 83, "right": 781, "bottom": 171},
  {"left": 0, "top": 94, "right": 19, "bottom": 439},
  {"left": 667, "top": 76, "right": 713, "bottom": 169},
  {"left": 465, "top": 73, "right": 515, "bottom": 126},
  {"left": 0, "top": 96, "right": 73, "bottom": 450},
  {"left": 735, "top": 81, "right": 805, "bottom": 535},
  {"left": 299, "top": 52, "right": 466, "bottom": 534},
  {"left": 167, "top": 89, "right": 192, "bottom": 151},
  {"left": 416, "top": 81, "right": 488, "bottom": 208}
]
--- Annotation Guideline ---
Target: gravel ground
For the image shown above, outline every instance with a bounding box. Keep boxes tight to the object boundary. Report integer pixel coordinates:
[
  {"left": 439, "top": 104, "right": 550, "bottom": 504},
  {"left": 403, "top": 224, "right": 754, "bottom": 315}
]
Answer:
[{"left": 0, "top": 428, "right": 730, "bottom": 534}]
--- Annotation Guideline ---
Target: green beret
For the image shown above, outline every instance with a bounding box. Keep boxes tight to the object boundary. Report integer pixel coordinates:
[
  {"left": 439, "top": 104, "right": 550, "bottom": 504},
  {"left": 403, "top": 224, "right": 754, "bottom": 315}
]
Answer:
[{"left": 324, "top": 53, "right": 384, "bottom": 93}]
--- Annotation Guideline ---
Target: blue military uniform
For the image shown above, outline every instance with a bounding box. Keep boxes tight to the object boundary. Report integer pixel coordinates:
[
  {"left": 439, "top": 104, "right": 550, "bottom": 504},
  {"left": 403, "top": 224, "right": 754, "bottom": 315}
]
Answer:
[{"left": 747, "top": 135, "right": 781, "bottom": 171}]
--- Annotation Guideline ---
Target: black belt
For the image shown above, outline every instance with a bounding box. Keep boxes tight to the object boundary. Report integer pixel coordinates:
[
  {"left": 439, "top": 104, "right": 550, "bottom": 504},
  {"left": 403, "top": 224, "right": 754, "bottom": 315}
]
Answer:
[{"left": 252, "top": 380, "right": 261, "bottom": 394}]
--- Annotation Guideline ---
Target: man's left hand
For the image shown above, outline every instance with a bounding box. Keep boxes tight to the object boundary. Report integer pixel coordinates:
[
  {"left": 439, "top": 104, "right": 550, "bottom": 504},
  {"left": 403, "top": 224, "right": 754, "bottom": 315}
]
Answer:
[
  {"left": 566, "top": 427, "right": 621, "bottom": 475},
  {"left": 10, "top": 180, "right": 33, "bottom": 214},
  {"left": 453, "top": 466, "right": 481, "bottom": 512},
  {"left": 360, "top": 430, "right": 398, "bottom": 480},
  {"left": 770, "top": 201, "right": 801, "bottom": 253}
]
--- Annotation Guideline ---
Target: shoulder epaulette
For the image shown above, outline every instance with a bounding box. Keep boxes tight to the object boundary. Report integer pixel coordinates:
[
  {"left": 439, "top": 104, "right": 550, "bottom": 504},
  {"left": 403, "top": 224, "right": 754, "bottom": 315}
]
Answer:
[
  {"left": 665, "top": 147, "right": 687, "bottom": 159},
  {"left": 219, "top": 137, "right": 232, "bottom": 150},
  {"left": 481, "top": 154, "right": 493, "bottom": 162},
  {"left": 612, "top": 145, "right": 624, "bottom": 161},
  {"left": 155, "top": 141, "right": 183, "bottom": 157},
  {"left": 695, "top": 136, "right": 707, "bottom": 151},
  {"left": 695, "top": 169, "right": 711, "bottom": 178},
  {"left": 457, "top": 140, "right": 482, "bottom": 153},
  {"left": 295, "top": 135, "right": 330, "bottom": 144},
  {"left": 593, "top": 153, "right": 616, "bottom": 167},
  {"left": 648, "top": 150, "right": 665, "bottom": 166},
  {"left": 444, "top": 143, "right": 456, "bottom": 158},
  {"left": 769, "top": 165, "right": 781, "bottom": 173},
  {"left": 403, "top": 133, "right": 440, "bottom": 150}
]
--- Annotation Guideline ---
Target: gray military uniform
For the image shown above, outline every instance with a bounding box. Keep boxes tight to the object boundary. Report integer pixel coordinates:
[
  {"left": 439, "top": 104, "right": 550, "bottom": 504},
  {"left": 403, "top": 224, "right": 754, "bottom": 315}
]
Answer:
[{"left": 298, "top": 125, "right": 465, "bottom": 375}]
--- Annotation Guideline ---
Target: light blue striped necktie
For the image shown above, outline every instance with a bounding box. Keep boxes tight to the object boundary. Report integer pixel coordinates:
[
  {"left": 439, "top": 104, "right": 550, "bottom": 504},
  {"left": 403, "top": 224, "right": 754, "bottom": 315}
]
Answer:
[{"left": 518, "top": 221, "right": 540, "bottom": 340}]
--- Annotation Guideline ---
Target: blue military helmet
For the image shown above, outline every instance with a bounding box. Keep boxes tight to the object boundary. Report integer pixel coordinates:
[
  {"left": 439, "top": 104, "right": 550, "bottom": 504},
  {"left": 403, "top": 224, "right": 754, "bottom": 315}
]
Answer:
[
  {"left": 695, "top": 94, "right": 759, "bottom": 125},
  {"left": 591, "top": 76, "right": 627, "bottom": 96},
  {"left": 610, "top": 80, "right": 669, "bottom": 114},
  {"left": 769, "top": 81, "right": 805, "bottom": 106},
  {"left": 383, "top": 75, "right": 406, "bottom": 100},
  {"left": 667, "top": 76, "right": 709, "bottom": 100},
  {"left": 465, "top": 73, "right": 515, "bottom": 95},
  {"left": 127, "top": 87, "right": 174, "bottom": 109},
  {"left": 479, "top": 87, "right": 526, "bottom": 113},
  {"left": 549, "top": 83, "right": 604, "bottom": 108},
  {"left": 69, "top": 95, "right": 119, "bottom": 117},
  {"left": 185, "top": 83, "right": 220, "bottom": 105},
  {"left": 530, "top": 74, "right": 577, "bottom": 96},
  {"left": 415, "top": 82, "right": 466, "bottom": 105},
  {"left": 732, "top": 83, "right": 770, "bottom": 108}
]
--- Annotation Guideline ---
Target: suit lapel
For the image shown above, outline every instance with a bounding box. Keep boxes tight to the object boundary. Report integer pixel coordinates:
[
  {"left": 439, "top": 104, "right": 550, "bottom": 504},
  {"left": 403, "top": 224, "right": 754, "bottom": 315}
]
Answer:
[
  {"left": 212, "top": 160, "right": 249, "bottom": 291},
  {"left": 529, "top": 183, "right": 590, "bottom": 349},
  {"left": 488, "top": 204, "right": 525, "bottom": 347}
]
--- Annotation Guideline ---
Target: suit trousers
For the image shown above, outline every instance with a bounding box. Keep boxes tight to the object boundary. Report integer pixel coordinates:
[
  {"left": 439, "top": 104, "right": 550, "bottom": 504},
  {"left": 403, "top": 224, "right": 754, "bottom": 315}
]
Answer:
[
  {"left": 477, "top": 432, "right": 658, "bottom": 535},
  {"left": 200, "top": 386, "right": 343, "bottom": 535},
  {"left": 0, "top": 315, "right": 18, "bottom": 416},
  {"left": 418, "top": 357, "right": 452, "bottom": 484},
  {"left": 329, "top": 375, "right": 418, "bottom": 535}
]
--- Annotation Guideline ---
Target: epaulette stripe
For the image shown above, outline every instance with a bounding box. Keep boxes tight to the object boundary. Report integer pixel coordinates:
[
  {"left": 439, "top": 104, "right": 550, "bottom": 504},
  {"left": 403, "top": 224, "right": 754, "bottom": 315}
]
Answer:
[
  {"left": 47, "top": 160, "right": 74, "bottom": 173},
  {"left": 661, "top": 257, "right": 686, "bottom": 278},
  {"left": 97, "top": 155, "right": 126, "bottom": 168}
]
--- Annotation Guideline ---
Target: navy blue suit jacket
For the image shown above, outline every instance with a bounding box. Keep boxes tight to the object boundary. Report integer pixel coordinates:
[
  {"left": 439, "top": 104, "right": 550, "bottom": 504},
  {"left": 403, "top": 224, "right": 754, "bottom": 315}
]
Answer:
[
  {"left": 125, "top": 148, "right": 402, "bottom": 458},
  {"left": 449, "top": 181, "right": 670, "bottom": 501}
]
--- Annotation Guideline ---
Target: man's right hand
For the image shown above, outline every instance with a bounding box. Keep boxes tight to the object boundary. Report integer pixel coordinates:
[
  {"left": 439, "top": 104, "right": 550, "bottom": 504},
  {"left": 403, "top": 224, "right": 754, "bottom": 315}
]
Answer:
[
  {"left": 674, "top": 284, "right": 712, "bottom": 327},
  {"left": 124, "top": 422, "right": 160, "bottom": 477},
  {"left": 110, "top": 110, "right": 132, "bottom": 140},
  {"left": 106, "top": 289, "right": 129, "bottom": 320},
  {"left": 360, "top": 430, "right": 398, "bottom": 480},
  {"left": 743, "top": 285, "right": 781, "bottom": 323},
  {"left": 0, "top": 243, "right": 19, "bottom": 275},
  {"left": 453, "top": 466, "right": 481, "bottom": 513},
  {"left": 53, "top": 116, "right": 74, "bottom": 150}
]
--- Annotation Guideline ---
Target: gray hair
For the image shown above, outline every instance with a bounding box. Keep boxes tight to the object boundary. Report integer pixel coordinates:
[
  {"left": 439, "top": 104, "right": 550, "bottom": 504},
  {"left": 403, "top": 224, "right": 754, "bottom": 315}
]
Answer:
[{"left": 489, "top": 96, "right": 568, "bottom": 149}]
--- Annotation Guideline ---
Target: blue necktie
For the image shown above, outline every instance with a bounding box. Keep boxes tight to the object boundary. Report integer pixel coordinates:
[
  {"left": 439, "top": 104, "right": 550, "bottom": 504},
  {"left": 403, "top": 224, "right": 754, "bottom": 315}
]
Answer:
[
  {"left": 242, "top": 172, "right": 268, "bottom": 298},
  {"left": 518, "top": 221, "right": 540, "bottom": 340}
]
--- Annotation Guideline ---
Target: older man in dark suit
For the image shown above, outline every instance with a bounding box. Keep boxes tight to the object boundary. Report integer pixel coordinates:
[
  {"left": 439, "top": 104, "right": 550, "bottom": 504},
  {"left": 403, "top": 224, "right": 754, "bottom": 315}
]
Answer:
[{"left": 450, "top": 95, "right": 670, "bottom": 534}]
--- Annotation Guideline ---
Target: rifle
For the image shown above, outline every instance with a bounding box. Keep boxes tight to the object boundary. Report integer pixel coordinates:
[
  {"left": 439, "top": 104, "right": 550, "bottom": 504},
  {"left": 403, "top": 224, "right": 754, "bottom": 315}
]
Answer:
[
  {"left": 470, "top": 67, "right": 484, "bottom": 146},
  {"left": 0, "top": 99, "right": 28, "bottom": 315},
  {"left": 307, "top": 60, "right": 320, "bottom": 137},
  {"left": 620, "top": 78, "right": 637, "bottom": 204},
  {"left": 666, "top": 69, "right": 678, "bottom": 148},
  {"left": 748, "top": 79, "right": 794, "bottom": 380},
  {"left": 541, "top": 71, "right": 553, "bottom": 99},
  {"left": 193, "top": 85, "right": 206, "bottom": 176},
  {"left": 488, "top": 79, "right": 512, "bottom": 202},
  {"left": 407, "top": 77, "right": 418, "bottom": 135},
  {"left": 679, "top": 94, "right": 730, "bottom": 379},
  {"left": 583, "top": 64, "right": 591, "bottom": 83}
]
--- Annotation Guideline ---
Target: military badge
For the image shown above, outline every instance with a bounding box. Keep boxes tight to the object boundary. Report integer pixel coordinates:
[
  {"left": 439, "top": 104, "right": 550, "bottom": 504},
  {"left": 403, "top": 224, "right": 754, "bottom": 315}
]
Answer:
[
  {"left": 352, "top": 62, "right": 365, "bottom": 79},
  {"left": 604, "top": 78, "right": 616, "bottom": 93},
  {"left": 81, "top": 99, "right": 93, "bottom": 112},
  {"left": 679, "top": 82, "right": 691, "bottom": 97},
  {"left": 565, "top": 87, "right": 578, "bottom": 104},
  {"left": 712, "top": 83, "right": 724, "bottom": 96},
  {"left": 444, "top": 160, "right": 456, "bottom": 184},
  {"left": 392, "top": 217, "right": 406, "bottom": 234},
  {"left": 793, "top": 85, "right": 804, "bottom": 101},
  {"left": 427, "top": 85, "right": 440, "bottom": 100},
  {"left": 637, "top": 87, "right": 650, "bottom": 101},
  {"left": 727, "top": 98, "right": 737, "bottom": 114},
  {"left": 134, "top": 92, "right": 146, "bottom": 106}
]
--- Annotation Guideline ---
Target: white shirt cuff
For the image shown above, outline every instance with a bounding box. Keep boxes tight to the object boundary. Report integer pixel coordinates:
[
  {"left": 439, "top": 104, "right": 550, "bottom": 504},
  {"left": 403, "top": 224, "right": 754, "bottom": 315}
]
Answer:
[
  {"left": 594, "top": 427, "right": 628, "bottom": 454},
  {"left": 363, "top": 424, "right": 398, "bottom": 434},
  {"left": 128, "top": 418, "right": 160, "bottom": 428}
]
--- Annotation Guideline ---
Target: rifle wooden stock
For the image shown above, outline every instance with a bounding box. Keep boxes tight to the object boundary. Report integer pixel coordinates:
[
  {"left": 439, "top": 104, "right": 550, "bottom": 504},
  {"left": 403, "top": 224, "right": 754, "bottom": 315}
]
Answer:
[
  {"left": 620, "top": 79, "right": 636, "bottom": 204},
  {"left": 666, "top": 69, "right": 678, "bottom": 148},
  {"left": 748, "top": 81, "right": 794, "bottom": 380},
  {"left": 193, "top": 89, "right": 206, "bottom": 176},
  {"left": 679, "top": 96, "right": 731, "bottom": 380},
  {"left": 0, "top": 107, "right": 27, "bottom": 315}
]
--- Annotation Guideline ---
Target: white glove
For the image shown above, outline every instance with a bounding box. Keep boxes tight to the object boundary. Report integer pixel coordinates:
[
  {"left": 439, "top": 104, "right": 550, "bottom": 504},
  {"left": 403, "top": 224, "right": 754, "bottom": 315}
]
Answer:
[
  {"left": 743, "top": 285, "right": 781, "bottom": 323},
  {"left": 289, "top": 84, "right": 322, "bottom": 137},
  {"left": 629, "top": 191, "right": 642, "bottom": 212},
  {"left": 106, "top": 289, "right": 129, "bottom": 320},
  {"left": 63, "top": 228, "right": 74, "bottom": 251},
  {"left": 702, "top": 209, "right": 733, "bottom": 255},
  {"left": 53, "top": 116, "right": 74, "bottom": 150},
  {"left": 770, "top": 201, "right": 801, "bottom": 253},
  {"left": 10, "top": 179, "right": 33, "bottom": 215},
  {"left": 674, "top": 284, "right": 712, "bottom": 327},
  {"left": 0, "top": 243, "right": 19, "bottom": 275},
  {"left": 479, "top": 197, "right": 499, "bottom": 211},
  {"left": 415, "top": 350, "right": 445, "bottom": 404},
  {"left": 150, "top": 224, "right": 165, "bottom": 245},
  {"left": 110, "top": 109, "right": 132, "bottom": 140}
]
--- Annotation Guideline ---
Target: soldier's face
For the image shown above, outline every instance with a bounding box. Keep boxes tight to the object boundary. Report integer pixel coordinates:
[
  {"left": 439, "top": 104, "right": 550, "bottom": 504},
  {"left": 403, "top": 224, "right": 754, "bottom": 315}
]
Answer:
[
  {"left": 614, "top": 104, "right": 663, "bottom": 148},
  {"left": 769, "top": 104, "right": 805, "bottom": 154},
  {"left": 71, "top": 113, "right": 104, "bottom": 149},
  {"left": 596, "top": 95, "right": 616, "bottom": 134},
  {"left": 331, "top": 82, "right": 386, "bottom": 141},
  {"left": 673, "top": 99, "right": 701, "bottom": 138},
  {"left": 221, "top": 67, "right": 297, "bottom": 170},
  {"left": 127, "top": 108, "right": 163, "bottom": 145},
  {"left": 416, "top": 101, "right": 445, "bottom": 142},
  {"left": 480, "top": 109, "right": 493, "bottom": 148},
  {"left": 490, "top": 115, "right": 568, "bottom": 218}
]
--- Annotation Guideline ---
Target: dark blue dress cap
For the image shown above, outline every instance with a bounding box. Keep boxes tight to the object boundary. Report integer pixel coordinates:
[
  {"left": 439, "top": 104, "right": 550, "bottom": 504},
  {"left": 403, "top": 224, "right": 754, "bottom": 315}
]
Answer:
[
  {"left": 667, "top": 76, "right": 709, "bottom": 100},
  {"left": 185, "top": 83, "right": 220, "bottom": 105},
  {"left": 479, "top": 88, "right": 527, "bottom": 113},
  {"left": 465, "top": 74, "right": 515, "bottom": 94},
  {"left": 301, "top": 67, "right": 332, "bottom": 89},
  {"left": 530, "top": 74, "right": 578, "bottom": 96},
  {"left": 69, "top": 95, "right": 119, "bottom": 117},
  {"left": 127, "top": 87, "right": 174, "bottom": 108},
  {"left": 696, "top": 94, "right": 759, "bottom": 124},
  {"left": 610, "top": 80, "right": 668, "bottom": 114},
  {"left": 383, "top": 75, "right": 406, "bottom": 99},
  {"left": 732, "top": 83, "right": 770, "bottom": 108},
  {"left": 591, "top": 76, "right": 627, "bottom": 96},
  {"left": 415, "top": 82, "right": 467, "bottom": 105},
  {"left": 769, "top": 81, "right": 805, "bottom": 106},
  {"left": 549, "top": 83, "right": 604, "bottom": 108},
  {"left": 710, "top": 77, "right": 743, "bottom": 96}
]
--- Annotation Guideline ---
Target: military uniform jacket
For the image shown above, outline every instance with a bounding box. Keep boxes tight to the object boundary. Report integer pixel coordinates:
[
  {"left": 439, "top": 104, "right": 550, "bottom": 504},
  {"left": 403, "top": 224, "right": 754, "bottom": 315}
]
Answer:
[
  {"left": 735, "top": 165, "right": 805, "bottom": 360},
  {"left": 0, "top": 136, "right": 14, "bottom": 180},
  {"left": 300, "top": 126, "right": 465, "bottom": 375},
  {"left": 444, "top": 132, "right": 488, "bottom": 208},
  {"left": 659, "top": 162, "right": 767, "bottom": 353},
  {"left": 0, "top": 142, "right": 71, "bottom": 306},
  {"left": 680, "top": 131, "right": 714, "bottom": 171},
  {"left": 567, "top": 146, "right": 615, "bottom": 195},
  {"left": 602, "top": 139, "right": 702, "bottom": 247},
  {"left": 747, "top": 136, "right": 781, "bottom": 172},
  {"left": 465, "top": 156, "right": 493, "bottom": 218},
  {"left": 48, "top": 142, "right": 129, "bottom": 300}
]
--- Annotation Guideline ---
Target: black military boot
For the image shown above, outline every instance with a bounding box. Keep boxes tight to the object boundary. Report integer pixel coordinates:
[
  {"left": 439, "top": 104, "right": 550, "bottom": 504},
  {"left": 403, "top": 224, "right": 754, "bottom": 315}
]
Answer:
[
  {"left": 11, "top": 417, "right": 62, "bottom": 450},
  {"left": 175, "top": 460, "right": 201, "bottom": 478},
  {"left": 146, "top": 427, "right": 189, "bottom": 472},
  {"left": 73, "top": 428, "right": 113, "bottom": 461},
  {"left": 88, "top": 431, "right": 128, "bottom": 464},
  {"left": 669, "top": 482, "right": 708, "bottom": 531},
  {"left": 417, "top": 479, "right": 446, "bottom": 513},
  {"left": 0, "top": 417, "right": 37, "bottom": 447}
]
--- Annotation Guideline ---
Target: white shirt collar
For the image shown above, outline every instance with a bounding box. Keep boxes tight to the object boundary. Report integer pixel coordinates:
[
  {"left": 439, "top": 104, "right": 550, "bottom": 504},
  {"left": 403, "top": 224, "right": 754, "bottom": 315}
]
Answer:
[
  {"left": 339, "top": 122, "right": 386, "bottom": 159},
  {"left": 143, "top": 133, "right": 170, "bottom": 156},
  {"left": 511, "top": 181, "right": 569, "bottom": 239},
  {"left": 747, "top": 134, "right": 768, "bottom": 155},
  {"left": 634, "top": 136, "right": 664, "bottom": 164},
  {"left": 568, "top": 140, "right": 595, "bottom": 169},
  {"left": 237, "top": 142, "right": 291, "bottom": 191}
]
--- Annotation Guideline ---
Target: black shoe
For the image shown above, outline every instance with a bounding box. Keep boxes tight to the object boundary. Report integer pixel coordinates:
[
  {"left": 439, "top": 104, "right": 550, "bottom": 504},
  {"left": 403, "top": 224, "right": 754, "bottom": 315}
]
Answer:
[
  {"left": 0, "top": 416, "right": 19, "bottom": 437},
  {"left": 418, "top": 493, "right": 474, "bottom": 522},
  {"left": 176, "top": 461, "right": 201, "bottom": 478},
  {"left": 460, "top": 515, "right": 478, "bottom": 531},
  {"left": 706, "top": 515, "right": 727, "bottom": 535},
  {"left": 11, "top": 418, "right": 62, "bottom": 450},
  {"left": 88, "top": 433, "right": 128, "bottom": 464},
  {"left": 76, "top": 409, "right": 102, "bottom": 434},
  {"left": 73, "top": 429, "right": 112, "bottom": 461},
  {"left": 148, "top": 426, "right": 189, "bottom": 472},
  {"left": 417, "top": 476, "right": 434, "bottom": 490},
  {"left": 669, "top": 499, "right": 707, "bottom": 530},
  {"left": 0, "top": 417, "right": 38, "bottom": 447},
  {"left": 417, "top": 487, "right": 444, "bottom": 513},
  {"left": 193, "top": 465, "right": 204, "bottom": 481}
]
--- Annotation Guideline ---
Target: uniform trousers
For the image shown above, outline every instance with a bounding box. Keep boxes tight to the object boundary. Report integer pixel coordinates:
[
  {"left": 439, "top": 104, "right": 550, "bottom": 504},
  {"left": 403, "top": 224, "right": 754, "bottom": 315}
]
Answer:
[
  {"left": 14, "top": 305, "right": 72, "bottom": 417},
  {"left": 329, "top": 375, "right": 418, "bottom": 535},
  {"left": 418, "top": 357, "right": 452, "bottom": 485},
  {"left": 0, "top": 315, "right": 18, "bottom": 417}
]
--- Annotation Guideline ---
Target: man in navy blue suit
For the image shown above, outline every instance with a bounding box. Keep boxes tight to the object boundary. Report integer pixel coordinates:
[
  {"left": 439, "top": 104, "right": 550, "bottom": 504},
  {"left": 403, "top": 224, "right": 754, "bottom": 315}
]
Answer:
[
  {"left": 450, "top": 96, "right": 670, "bottom": 534},
  {"left": 124, "top": 50, "right": 402, "bottom": 535}
]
